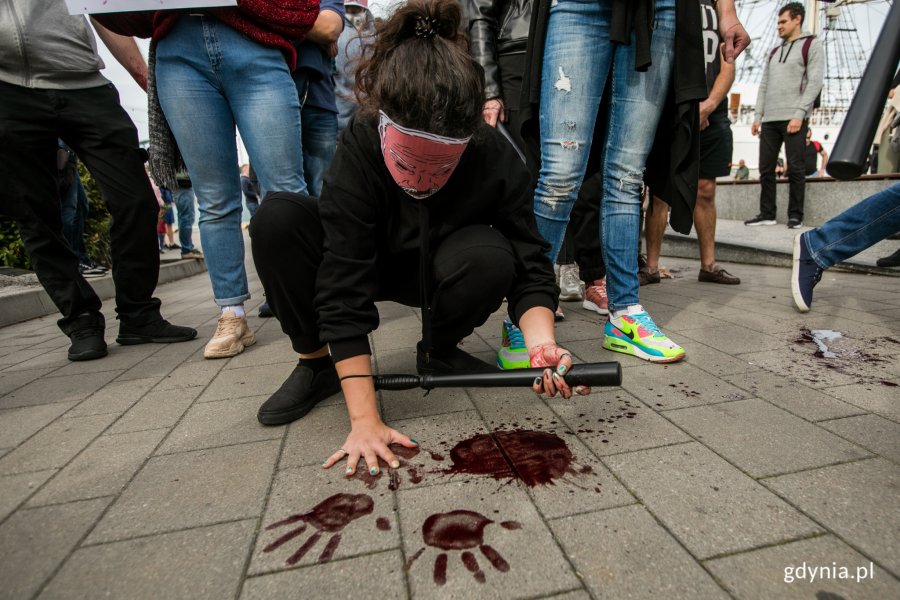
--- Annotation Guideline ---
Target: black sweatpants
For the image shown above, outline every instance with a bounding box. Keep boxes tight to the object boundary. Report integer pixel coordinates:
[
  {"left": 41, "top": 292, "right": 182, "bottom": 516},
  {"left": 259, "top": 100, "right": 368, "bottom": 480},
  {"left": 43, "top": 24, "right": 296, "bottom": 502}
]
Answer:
[
  {"left": 0, "top": 81, "right": 162, "bottom": 334},
  {"left": 758, "top": 119, "right": 808, "bottom": 222},
  {"left": 250, "top": 193, "right": 516, "bottom": 355}
]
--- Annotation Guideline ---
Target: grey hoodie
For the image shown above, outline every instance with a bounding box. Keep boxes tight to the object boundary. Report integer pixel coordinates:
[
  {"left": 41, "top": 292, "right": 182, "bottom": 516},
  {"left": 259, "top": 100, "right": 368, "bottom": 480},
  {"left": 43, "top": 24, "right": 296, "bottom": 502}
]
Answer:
[
  {"left": 0, "top": 0, "right": 108, "bottom": 90},
  {"left": 754, "top": 32, "right": 825, "bottom": 123}
]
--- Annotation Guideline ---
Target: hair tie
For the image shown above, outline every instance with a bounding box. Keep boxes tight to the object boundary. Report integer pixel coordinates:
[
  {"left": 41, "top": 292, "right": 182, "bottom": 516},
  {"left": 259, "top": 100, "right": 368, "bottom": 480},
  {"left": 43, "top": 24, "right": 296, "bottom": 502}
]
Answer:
[{"left": 414, "top": 16, "right": 438, "bottom": 39}]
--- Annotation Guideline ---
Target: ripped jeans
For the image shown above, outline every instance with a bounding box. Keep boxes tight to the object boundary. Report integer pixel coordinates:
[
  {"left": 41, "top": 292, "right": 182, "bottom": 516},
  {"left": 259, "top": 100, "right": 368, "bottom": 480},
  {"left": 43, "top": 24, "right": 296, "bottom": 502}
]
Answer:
[{"left": 533, "top": 0, "right": 675, "bottom": 312}]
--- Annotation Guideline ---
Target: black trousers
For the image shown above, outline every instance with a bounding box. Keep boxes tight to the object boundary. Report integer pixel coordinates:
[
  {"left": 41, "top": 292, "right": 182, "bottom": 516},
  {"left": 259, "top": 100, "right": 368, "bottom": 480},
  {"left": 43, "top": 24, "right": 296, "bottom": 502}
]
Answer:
[
  {"left": 250, "top": 193, "right": 516, "bottom": 355},
  {"left": 758, "top": 120, "right": 808, "bottom": 221},
  {"left": 0, "top": 81, "right": 162, "bottom": 334}
]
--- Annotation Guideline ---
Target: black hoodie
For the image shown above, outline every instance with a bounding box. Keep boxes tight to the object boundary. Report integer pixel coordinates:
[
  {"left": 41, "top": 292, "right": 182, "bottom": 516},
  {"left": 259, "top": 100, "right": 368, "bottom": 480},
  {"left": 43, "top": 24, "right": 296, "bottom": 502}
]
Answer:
[{"left": 316, "top": 114, "right": 557, "bottom": 362}]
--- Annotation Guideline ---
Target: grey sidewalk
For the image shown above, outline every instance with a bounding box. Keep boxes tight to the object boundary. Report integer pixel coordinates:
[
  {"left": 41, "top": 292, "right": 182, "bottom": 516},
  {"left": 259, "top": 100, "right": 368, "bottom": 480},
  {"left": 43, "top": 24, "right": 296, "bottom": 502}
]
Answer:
[{"left": 0, "top": 256, "right": 898, "bottom": 600}]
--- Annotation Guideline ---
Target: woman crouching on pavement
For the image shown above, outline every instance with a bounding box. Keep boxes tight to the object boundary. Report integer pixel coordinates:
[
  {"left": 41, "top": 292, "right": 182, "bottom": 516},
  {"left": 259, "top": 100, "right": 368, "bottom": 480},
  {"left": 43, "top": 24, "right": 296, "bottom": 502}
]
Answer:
[{"left": 249, "top": 0, "right": 588, "bottom": 477}]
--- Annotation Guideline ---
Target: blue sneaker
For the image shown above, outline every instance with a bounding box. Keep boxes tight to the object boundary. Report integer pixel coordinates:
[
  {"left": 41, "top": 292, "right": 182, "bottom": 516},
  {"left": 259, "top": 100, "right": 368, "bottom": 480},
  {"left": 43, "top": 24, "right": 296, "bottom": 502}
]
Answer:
[
  {"left": 603, "top": 305, "right": 685, "bottom": 363},
  {"left": 792, "top": 232, "right": 823, "bottom": 313},
  {"left": 497, "top": 319, "right": 529, "bottom": 369}
]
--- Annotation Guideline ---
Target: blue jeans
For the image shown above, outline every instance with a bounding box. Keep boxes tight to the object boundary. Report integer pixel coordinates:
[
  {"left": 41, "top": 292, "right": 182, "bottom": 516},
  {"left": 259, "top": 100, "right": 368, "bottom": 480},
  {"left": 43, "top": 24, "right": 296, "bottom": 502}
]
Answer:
[
  {"left": 300, "top": 105, "right": 338, "bottom": 198},
  {"left": 804, "top": 183, "right": 900, "bottom": 269},
  {"left": 534, "top": 0, "right": 675, "bottom": 312},
  {"left": 59, "top": 169, "right": 90, "bottom": 264},
  {"left": 155, "top": 15, "right": 306, "bottom": 306},
  {"left": 172, "top": 186, "right": 196, "bottom": 252}
]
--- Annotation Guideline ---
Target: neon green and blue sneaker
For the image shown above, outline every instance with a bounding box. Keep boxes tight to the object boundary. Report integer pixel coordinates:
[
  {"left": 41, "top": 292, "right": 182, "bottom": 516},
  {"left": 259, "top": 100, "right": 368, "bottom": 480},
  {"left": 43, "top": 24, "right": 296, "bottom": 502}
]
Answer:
[
  {"left": 497, "top": 319, "right": 530, "bottom": 369},
  {"left": 603, "top": 305, "right": 685, "bottom": 363}
]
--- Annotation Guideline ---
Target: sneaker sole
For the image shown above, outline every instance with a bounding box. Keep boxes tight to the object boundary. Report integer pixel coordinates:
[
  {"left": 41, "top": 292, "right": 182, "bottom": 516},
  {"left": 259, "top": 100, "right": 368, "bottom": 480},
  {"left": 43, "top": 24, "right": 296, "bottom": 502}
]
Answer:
[
  {"left": 791, "top": 234, "right": 811, "bottom": 313},
  {"left": 116, "top": 332, "right": 198, "bottom": 345},
  {"left": 582, "top": 299, "right": 609, "bottom": 315},
  {"left": 204, "top": 334, "right": 256, "bottom": 359},
  {"left": 68, "top": 348, "right": 108, "bottom": 361},
  {"left": 559, "top": 291, "right": 584, "bottom": 302},
  {"left": 603, "top": 335, "right": 685, "bottom": 363},
  {"left": 746, "top": 221, "right": 777, "bottom": 226}
]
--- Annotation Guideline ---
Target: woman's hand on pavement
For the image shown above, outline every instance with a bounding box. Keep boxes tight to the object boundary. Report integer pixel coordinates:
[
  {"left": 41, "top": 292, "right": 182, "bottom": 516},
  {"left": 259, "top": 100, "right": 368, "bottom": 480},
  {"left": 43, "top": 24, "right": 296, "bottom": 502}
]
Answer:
[{"left": 322, "top": 417, "right": 418, "bottom": 477}]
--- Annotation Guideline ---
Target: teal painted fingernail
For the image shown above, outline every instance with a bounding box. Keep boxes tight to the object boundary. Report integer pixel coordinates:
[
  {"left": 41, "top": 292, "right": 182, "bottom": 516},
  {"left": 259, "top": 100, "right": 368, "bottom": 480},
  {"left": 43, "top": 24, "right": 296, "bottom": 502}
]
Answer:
[
  {"left": 534, "top": 377, "right": 542, "bottom": 386},
  {"left": 410, "top": 439, "right": 419, "bottom": 445},
  {"left": 391, "top": 460, "right": 400, "bottom": 468},
  {"left": 557, "top": 364, "right": 568, "bottom": 375},
  {"left": 370, "top": 467, "right": 378, "bottom": 476},
  {"left": 322, "top": 460, "right": 328, "bottom": 466}
]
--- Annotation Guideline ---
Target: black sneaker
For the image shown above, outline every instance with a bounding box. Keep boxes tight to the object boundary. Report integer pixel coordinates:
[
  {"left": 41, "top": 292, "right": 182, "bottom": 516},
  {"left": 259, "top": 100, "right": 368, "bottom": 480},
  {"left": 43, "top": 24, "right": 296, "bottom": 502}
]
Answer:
[
  {"left": 79, "top": 263, "right": 106, "bottom": 277},
  {"left": 68, "top": 327, "right": 108, "bottom": 361},
  {"left": 791, "top": 232, "right": 823, "bottom": 312},
  {"left": 116, "top": 319, "right": 198, "bottom": 345},
  {"left": 257, "top": 363, "right": 341, "bottom": 425},
  {"left": 744, "top": 215, "right": 777, "bottom": 226},
  {"left": 787, "top": 219, "right": 804, "bottom": 229},
  {"left": 876, "top": 249, "right": 900, "bottom": 267},
  {"left": 258, "top": 302, "right": 274, "bottom": 318},
  {"left": 416, "top": 342, "right": 496, "bottom": 375}
]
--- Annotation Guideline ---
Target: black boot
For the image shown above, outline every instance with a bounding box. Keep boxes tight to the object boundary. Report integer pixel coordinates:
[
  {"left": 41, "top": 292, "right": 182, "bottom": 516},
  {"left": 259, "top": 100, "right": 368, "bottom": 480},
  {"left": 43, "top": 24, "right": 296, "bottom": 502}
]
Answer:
[{"left": 416, "top": 342, "right": 496, "bottom": 375}]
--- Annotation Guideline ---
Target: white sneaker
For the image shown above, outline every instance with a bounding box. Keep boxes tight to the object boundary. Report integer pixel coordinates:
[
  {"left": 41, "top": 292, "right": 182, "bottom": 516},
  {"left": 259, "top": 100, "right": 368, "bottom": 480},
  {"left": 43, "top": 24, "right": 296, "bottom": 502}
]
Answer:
[
  {"left": 558, "top": 264, "right": 583, "bottom": 301},
  {"left": 204, "top": 310, "right": 256, "bottom": 358}
]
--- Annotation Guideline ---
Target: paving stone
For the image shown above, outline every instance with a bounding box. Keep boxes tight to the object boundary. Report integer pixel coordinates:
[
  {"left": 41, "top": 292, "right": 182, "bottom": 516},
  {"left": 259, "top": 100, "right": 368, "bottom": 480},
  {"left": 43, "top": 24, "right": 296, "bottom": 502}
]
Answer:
[
  {"left": 0, "top": 413, "right": 117, "bottom": 475},
  {"left": 621, "top": 363, "right": 753, "bottom": 411},
  {"left": 819, "top": 414, "right": 900, "bottom": 462},
  {"left": 39, "top": 520, "right": 256, "bottom": 600},
  {"left": 651, "top": 309, "right": 734, "bottom": 334},
  {"left": 605, "top": 442, "right": 822, "bottom": 559},
  {"left": 0, "top": 498, "right": 110, "bottom": 600},
  {"left": 665, "top": 399, "right": 871, "bottom": 477},
  {"left": 118, "top": 338, "right": 208, "bottom": 383},
  {"left": 371, "top": 324, "right": 422, "bottom": 351},
  {"left": 548, "top": 389, "right": 692, "bottom": 456},
  {"left": 28, "top": 429, "right": 167, "bottom": 506},
  {"left": 706, "top": 534, "right": 900, "bottom": 600},
  {"left": 87, "top": 440, "right": 279, "bottom": 543},
  {"left": 542, "top": 590, "right": 591, "bottom": 600},
  {"left": 197, "top": 362, "right": 298, "bottom": 402},
  {"left": 381, "top": 386, "right": 475, "bottom": 422},
  {"left": 0, "top": 401, "right": 77, "bottom": 447},
  {"left": 224, "top": 338, "right": 297, "bottom": 369},
  {"left": 1, "top": 350, "right": 69, "bottom": 373},
  {"left": 551, "top": 504, "right": 728, "bottom": 600},
  {"left": 65, "top": 377, "right": 159, "bottom": 418},
  {"left": 279, "top": 403, "right": 351, "bottom": 470},
  {"left": 0, "top": 469, "right": 56, "bottom": 521},
  {"left": 679, "top": 324, "right": 792, "bottom": 355},
  {"left": 156, "top": 396, "right": 282, "bottom": 455},
  {"left": 721, "top": 371, "right": 865, "bottom": 421},
  {"left": 48, "top": 344, "right": 161, "bottom": 377},
  {"left": 249, "top": 464, "right": 399, "bottom": 575},
  {"left": 242, "top": 550, "right": 407, "bottom": 600},
  {"left": 0, "top": 347, "right": 55, "bottom": 369},
  {"left": 442, "top": 392, "right": 635, "bottom": 518},
  {"left": 0, "top": 369, "right": 118, "bottom": 409},
  {"left": 764, "top": 458, "right": 900, "bottom": 576},
  {"left": 399, "top": 478, "right": 579, "bottom": 598},
  {"left": 106, "top": 387, "right": 203, "bottom": 435},
  {"left": 822, "top": 382, "right": 900, "bottom": 422}
]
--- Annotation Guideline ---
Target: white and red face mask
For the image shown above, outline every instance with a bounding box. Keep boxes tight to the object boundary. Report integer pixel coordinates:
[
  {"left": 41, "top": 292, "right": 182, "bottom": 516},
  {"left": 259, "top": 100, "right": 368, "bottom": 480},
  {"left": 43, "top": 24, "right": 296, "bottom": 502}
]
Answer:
[{"left": 378, "top": 110, "right": 471, "bottom": 199}]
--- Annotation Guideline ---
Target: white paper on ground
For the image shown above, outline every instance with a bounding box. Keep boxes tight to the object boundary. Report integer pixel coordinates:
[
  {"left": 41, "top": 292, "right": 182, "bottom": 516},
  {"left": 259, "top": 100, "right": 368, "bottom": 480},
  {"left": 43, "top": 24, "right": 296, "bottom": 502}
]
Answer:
[{"left": 66, "top": 0, "right": 236, "bottom": 15}]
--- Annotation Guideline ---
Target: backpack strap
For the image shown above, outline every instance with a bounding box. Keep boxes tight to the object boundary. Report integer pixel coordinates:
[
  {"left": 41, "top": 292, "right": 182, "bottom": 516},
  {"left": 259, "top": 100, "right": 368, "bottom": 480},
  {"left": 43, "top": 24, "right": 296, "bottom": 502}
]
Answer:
[
  {"left": 801, "top": 35, "right": 815, "bottom": 66},
  {"left": 768, "top": 46, "right": 779, "bottom": 62}
]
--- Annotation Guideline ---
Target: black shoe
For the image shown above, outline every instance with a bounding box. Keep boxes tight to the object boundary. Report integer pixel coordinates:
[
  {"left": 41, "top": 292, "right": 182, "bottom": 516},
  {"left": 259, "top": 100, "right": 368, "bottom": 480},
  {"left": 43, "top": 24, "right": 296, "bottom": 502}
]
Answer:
[
  {"left": 787, "top": 218, "right": 804, "bottom": 229},
  {"left": 258, "top": 302, "right": 274, "bottom": 318},
  {"left": 887, "top": 232, "right": 900, "bottom": 241},
  {"left": 416, "top": 342, "right": 496, "bottom": 375},
  {"left": 116, "top": 319, "right": 198, "bottom": 345},
  {"left": 876, "top": 248, "right": 900, "bottom": 268},
  {"left": 791, "top": 233, "right": 823, "bottom": 312},
  {"left": 68, "top": 327, "right": 108, "bottom": 361},
  {"left": 257, "top": 363, "right": 341, "bottom": 425}
]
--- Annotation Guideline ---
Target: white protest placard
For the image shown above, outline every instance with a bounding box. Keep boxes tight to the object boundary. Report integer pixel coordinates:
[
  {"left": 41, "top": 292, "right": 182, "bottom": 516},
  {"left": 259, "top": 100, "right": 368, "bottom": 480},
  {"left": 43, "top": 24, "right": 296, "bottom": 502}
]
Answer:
[{"left": 66, "top": 0, "right": 236, "bottom": 15}]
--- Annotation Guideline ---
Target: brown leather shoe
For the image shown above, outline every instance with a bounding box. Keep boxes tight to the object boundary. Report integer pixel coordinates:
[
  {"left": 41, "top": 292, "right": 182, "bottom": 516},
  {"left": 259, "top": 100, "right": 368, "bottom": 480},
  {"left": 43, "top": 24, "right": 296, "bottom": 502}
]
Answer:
[
  {"left": 698, "top": 267, "right": 741, "bottom": 285},
  {"left": 638, "top": 267, "right": 661, "bottom": 286}
]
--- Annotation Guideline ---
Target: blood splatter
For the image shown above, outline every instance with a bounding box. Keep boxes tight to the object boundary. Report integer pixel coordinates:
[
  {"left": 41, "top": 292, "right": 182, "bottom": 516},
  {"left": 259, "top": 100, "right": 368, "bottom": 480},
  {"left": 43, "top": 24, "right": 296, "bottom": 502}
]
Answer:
[
  {"left": 376, "top": 517, "right": 391, "bottom": 531},
  {"left": 444, "top": 430, "right": 590, "bottom": 487},
  {"left": 410, "top": 509, "right": 519, "bottom": 585},
  {"left": 264, "top": 493, "right": 375, "bottom": 565},
  {"left": 350, "top": 444, "right": 423, "bottom": 490}
]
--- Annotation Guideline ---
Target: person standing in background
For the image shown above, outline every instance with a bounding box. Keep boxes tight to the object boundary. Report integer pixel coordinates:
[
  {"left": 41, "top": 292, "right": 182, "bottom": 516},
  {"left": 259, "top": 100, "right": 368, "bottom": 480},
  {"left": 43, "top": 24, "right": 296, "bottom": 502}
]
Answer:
[{"left": 746, "top": 2, "right": 824, "bottom": 229}]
